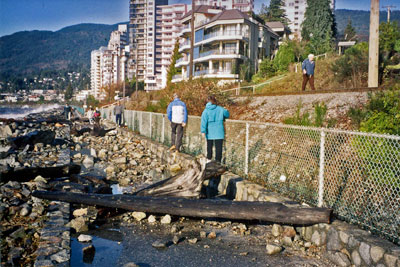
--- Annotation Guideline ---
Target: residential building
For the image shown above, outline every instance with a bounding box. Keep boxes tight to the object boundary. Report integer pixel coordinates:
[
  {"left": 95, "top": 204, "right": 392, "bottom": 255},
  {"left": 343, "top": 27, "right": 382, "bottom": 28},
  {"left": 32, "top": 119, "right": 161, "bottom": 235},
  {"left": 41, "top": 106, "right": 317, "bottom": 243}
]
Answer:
[
  {"left": 173, "top": 6, "right": 278, "bottom": 83},
  {"left": 283, "top": 0, "right": 335, "bottom": 38},
  {"left": 129, "top": 0, "right": 168, "bottom": 91},
  {"left": 90, "top": 24, "right": 129, "bottom": 100},
  {"left": 265, "top": 21, "right": 291, "bottom": 44},
  {"left": 194, "top": 0, "right": 254, "bottom": 13},
  {"left": 156, "top": 4, "right": 188, "bottom": 89}
]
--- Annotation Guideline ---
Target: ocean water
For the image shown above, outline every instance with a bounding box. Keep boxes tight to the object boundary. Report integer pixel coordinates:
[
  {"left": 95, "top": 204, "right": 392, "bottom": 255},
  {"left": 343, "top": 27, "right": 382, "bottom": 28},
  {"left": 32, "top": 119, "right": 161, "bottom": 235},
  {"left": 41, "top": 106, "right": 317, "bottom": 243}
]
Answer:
[{"left": 0, "top": 104, "right": 61, "bottom": 119}]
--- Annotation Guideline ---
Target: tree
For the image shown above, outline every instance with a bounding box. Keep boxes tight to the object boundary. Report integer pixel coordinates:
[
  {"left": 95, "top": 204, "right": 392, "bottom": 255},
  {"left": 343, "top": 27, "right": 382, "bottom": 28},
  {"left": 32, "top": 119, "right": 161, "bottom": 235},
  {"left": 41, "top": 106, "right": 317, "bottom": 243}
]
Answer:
[
  {"left": 344, "top": 19, "right": 357, "bottom": 41},
  {"left": 259, "top": 0, "right": 288, "bottom": 25},
  {"left": 301, "top": 0, "right": 336, "bottom": 53},
  {"left": 273, "top": 41, "right": 295, "bottom": 72},
  {"left": 64, "top": 84, "right": 73, "bottom": 100},
  {"left": 166, "top": 40, "right": 182, "bottom": 86}
]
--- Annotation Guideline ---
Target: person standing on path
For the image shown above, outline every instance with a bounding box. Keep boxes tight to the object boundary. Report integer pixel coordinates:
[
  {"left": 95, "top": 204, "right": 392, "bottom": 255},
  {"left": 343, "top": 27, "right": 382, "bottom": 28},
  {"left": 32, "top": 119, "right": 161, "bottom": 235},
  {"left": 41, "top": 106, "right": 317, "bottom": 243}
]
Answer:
[
  {"left": 302, "top": 54, "right": 316, "bottom": 91},
  {"left": 201, "top": 95, "right": 230, "bottom": 163},
  {"left": 64, "top": 104, "right": 71, "bottom": 120},
  {"left": 167, "top": 93, "right": 188, "bottom": 152},
  {"left": 113, "top": 101, "right": 124, "bottom": 126}
]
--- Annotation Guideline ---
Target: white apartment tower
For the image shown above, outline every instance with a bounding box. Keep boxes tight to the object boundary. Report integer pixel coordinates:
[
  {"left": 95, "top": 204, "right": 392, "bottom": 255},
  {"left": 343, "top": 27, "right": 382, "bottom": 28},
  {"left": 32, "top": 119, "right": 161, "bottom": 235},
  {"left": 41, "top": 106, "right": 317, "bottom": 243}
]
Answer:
[
  {"left": 194, "top": 0, "right": 254, "bottom": 12},
  {"left": 90, "top": 25, "right": 129, "bottom": 100},
  {"left": 129, "top": 0, "right": 168, "bottom": 91},
  {"left": 156, "top": 4, "right": 188, "bottom": 89},
  {"left": 284, "top": 0, "right": 335, "bottom": 37}
]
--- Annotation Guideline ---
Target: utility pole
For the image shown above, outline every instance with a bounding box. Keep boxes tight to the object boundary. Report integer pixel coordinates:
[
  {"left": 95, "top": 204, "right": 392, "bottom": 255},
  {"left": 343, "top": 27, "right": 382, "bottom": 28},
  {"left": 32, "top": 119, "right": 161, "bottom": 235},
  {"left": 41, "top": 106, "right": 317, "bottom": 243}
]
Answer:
[
  {"left": 189, "top": 0, "right": 195, "bottom": 80},
  {"left": 382, "top": 5, "right": 396, "bottom": 22},
  {"left": 368, "top": 0, "right": 379, "bottom": 88}
]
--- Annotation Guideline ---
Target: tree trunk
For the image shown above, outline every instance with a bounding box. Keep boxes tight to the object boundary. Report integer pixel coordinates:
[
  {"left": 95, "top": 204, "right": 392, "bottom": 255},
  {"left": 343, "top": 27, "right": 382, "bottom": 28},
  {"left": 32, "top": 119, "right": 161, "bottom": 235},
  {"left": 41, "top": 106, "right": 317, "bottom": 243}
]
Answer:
[
  {"left": 32, "top": 190, "right": 332, "bottom": 224},
  {"left": 0, "top": 164, "right": 81, "bottom": 183},
  {"left": 134, "top": 158, "right": 226, "bottom": 198}
]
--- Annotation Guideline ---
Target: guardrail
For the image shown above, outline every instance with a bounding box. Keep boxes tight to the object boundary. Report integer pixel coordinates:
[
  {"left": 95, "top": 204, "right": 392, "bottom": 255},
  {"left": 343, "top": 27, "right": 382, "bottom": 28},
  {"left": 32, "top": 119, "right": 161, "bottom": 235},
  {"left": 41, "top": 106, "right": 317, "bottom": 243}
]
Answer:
[{"left": 100, "top": 107, "right": 400, "bottom": 245}]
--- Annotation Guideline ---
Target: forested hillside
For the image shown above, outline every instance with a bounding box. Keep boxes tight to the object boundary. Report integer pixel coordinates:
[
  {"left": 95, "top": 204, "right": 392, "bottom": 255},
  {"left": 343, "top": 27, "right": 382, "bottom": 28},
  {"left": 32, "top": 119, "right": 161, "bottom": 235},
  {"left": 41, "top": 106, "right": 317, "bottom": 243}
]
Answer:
[{"left": 0, "top": 23, "right": 122, "bottom": 77}]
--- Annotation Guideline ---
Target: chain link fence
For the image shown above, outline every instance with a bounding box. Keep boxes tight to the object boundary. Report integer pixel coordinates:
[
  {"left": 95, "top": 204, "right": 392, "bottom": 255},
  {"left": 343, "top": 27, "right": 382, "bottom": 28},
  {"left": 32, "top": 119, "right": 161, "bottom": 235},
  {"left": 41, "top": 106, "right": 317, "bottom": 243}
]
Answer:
[{"left": 102, "top": 107, "right": 400, "bottom": 244}]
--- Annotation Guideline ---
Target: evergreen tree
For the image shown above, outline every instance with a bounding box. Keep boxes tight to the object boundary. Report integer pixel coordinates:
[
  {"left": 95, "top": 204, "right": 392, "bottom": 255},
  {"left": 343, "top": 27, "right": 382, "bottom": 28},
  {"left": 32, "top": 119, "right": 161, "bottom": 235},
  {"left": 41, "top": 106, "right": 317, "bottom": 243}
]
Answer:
[
  {"left": 166, "top": 40, "right": 182, "bottom": 87},
  {"left": 301, "top": 0, "right": 336, "bottom": 53},
  {"left": 344, "top": 19, "right": 357, "bottom": 41},
  {"left": 64, "top": 84, "right": 73, "bottom": 100},
  {"left": 259, "top": 0, "right": 288, "bottom": 25}
]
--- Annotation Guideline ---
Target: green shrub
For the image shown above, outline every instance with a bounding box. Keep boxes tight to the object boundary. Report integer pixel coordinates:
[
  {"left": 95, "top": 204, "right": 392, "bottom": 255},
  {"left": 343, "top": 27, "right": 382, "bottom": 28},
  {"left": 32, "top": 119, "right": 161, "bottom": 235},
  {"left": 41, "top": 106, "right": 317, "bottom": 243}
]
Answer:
[{"left": 274, "top": 42, "right": 296, "bottom": 72}]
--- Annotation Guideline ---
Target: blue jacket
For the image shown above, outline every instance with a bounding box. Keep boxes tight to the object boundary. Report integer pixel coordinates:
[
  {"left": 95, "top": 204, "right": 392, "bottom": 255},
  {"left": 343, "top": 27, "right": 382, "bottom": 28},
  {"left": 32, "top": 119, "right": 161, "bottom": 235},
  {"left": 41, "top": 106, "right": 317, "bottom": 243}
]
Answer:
[
  {"left": 167, "top": 97, "right": 188, "bottom": 124},
  {"left": 201, "top": 102, "right": 230, "bottom": 140},
  {"left": 302, "top": 59, "right": 315, "bottom": 75}
]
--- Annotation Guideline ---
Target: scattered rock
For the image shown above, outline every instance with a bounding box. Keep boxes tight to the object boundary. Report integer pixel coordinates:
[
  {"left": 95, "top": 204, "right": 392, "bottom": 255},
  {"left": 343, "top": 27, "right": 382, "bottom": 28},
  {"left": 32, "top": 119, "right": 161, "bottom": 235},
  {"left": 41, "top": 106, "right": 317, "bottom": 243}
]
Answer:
[
  {"left": 170, "top": 224, "right": 180, "bottom": 233},
  {"left": 50, "top": 250, "right": 69, "bottom": 263},
  {"left": 327, "top": 251, "right": 351, "bottom": 267},
  {"left": 169, "top": 164, "right": 181, "bottom": 173},
  {"left": 132, "top": 211, "right": 146, "bottom": 221},
  {"left": 161, "top": 214, "right": 171, "bottom": 224},
  {"left": 282, "top": 236, "right": 293, "bottom": 247},
  {"left": 148, "top": 215, "right": 156, "bottom": 223},
  {"left": 78, "top": 234, "right": 93, "bottom": 242},
  {"left": 34, "top": 175, "right": 47, "bottom": 184},
  {"left": 113, "top": 157, "right": 127, "bottom": 164},
  {"left": 152, "top": 240, "right": 166, "bottom": 248},
  {"left": 271, "top": 224, "right": 283, "bottom": 237},
  {"left": 200, "top": 231, "right": 207, "bottom": 238},
  {"left": 19, "top": 206, "right": 31, "bottom": 216},
  {"left": 188, "top": 238, "right": 198, "bottom": 244},
  {"left": 172, "top": 235, "right": 180, "bottom": 245},
  {"left": 282, "top": 226, "right": 296, "bottom": 238},
  {"left": 82, "top": 156, "right": 95, "bottom": 168},
  {"left": 207, "top": 232, "right": 217, "bottom": 239},
  {"left": 73, "top": 208, "right": 88, "bottom": 217},
  {"left": 66, "top": 217, "right": 88, "bottom": 233},
  {"left": 123, "top": 263, "right": 139, "bottom": 267},
  {"left": 266, "top": 244, "right": 282, "bottom": 255}
]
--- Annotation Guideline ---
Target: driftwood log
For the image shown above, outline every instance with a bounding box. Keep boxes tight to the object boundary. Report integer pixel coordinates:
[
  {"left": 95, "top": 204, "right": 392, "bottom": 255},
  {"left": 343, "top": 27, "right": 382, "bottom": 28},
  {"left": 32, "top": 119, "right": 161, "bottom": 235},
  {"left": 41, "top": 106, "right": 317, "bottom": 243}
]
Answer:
[
  {"left": 135, "top": 158, "right": 226, "bottom": 198},
  {"left": 32, "top": 190, "right": 332, "bottom": 224},
  {"left": 0, "top": 164, "right": 81, "bottom": 183}
]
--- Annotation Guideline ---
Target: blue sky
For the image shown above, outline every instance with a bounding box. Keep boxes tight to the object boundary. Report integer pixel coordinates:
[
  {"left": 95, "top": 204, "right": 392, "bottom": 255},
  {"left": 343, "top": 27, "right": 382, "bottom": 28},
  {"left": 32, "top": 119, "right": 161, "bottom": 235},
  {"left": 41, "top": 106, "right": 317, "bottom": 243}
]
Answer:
[{"left": 0, "top": 0, "right": 398, "bottom": 37}]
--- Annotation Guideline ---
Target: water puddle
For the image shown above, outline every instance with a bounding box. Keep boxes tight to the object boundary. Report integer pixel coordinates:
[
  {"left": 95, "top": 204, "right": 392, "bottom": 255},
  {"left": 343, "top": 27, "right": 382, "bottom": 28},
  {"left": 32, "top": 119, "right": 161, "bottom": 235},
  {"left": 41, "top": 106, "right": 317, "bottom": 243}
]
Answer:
[{"left": 111, "top": 183, "right": 135, "bottom": 195}]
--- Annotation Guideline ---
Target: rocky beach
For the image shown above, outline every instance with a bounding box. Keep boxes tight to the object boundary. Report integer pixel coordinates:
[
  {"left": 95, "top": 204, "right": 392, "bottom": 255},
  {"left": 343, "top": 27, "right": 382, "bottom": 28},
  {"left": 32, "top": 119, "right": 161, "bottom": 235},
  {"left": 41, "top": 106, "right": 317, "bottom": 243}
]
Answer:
[{"left": 1, "top": 108, "right": 336, "bottom": 266}]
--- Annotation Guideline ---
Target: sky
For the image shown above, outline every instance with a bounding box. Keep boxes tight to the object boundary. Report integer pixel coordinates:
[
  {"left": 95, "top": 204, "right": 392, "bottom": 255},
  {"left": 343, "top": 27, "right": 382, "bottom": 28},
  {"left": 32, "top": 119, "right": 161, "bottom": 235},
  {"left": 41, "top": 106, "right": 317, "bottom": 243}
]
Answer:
[{"left": 0, "top": 0, "right": 399, "bottom": 37}]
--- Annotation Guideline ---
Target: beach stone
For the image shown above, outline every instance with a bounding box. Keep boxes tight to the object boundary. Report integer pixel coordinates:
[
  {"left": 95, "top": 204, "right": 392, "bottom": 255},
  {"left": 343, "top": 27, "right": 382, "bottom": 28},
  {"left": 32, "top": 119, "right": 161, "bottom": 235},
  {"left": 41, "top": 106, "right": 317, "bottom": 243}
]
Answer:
[
  {"left": 98, "top": 149, "right": 107, "bottom": 159},
  {"left": 172, "top": 235, "right": 180, "bottom": 245},
  {"left": 113, "top": 157, "right": 126, "bottom": 164},
  {"left": 73, "top": 153, "right": 82, "bottom": 159},
  {"left": 50, "top": 250, "right": 69, "bottom": 263},
  {"left": 282, "top": 226, "right": 296, "bottom": 238},
  {"left": 282, "top": 236, "right": 293, "bottom": 247},
  {"left": 359, "top": 242, "right": 371, "bottom": 265},
  {"left": 170, "top": 225, "right": 180, "bottom": 233},
  {"left": 161, "top": 215, "right": 171, "bottom": 224},
  {"left": 147, "top": 215, "right": 156, "bottom": 223},
  {"left": 200, "top": 231, "right": 207, "bottom": 238},
  {"left": 90, "top": 148, "right": 97, "bottom": 157},
  {"left": 66, "top": 217, "right": 88, "bottom": 233},
  {"left": 34, "top": 176, "right": 47, "bottom": 184},
  {"left": 188, "top": 238, "right": 198, "bottom": 244},
  {"left": 384, "top": 254, "right": 398, "bottom": 267},
  {"left": 266, "top": 244, "right": 282, "bottom": 255},
  {"left": 78, "top": 234, "right": 92, "bottom": 242},
  {"left": 271, "top": 224, "right": 283, "bottom": 237},
  {"left": 82, "top": 156, "right": 94, "bottom": 168},
  {"left": 0, "top": 125, "right": 12, "bottom": 138},
  {"left": 327, "top": 228, "right": 341, "bottom": 251},
  {"left": 152, "top": 240, "right": 166, "bottom": 248},
  {"left": 311, "top": 231, "right": 323, "bottom": 246},
  {"left": 123, "top": 263, "right": 139, "bottom": 267},
  {"left": 207, "top": 231, "right": 217, "bottom": 239},
  {"left": 73, "top": 208, "right": 88, "bottom": 217},
  {"left": 327, "top": 251, "right": 351, "bottom": 267},
  {"left": 351, "top": 250, "right": 362, "bottom": 266},
  {"left": 75, "top": 144, "right": 81, "bottom": 151},
  {"left": 20, "top": 206, "right": 31, "bottom": 216},
  {"left": 105, "top": 166, "right": 114, "bottom": 174},
  {"left": 132, "top": 212, "right": 146, "bottom": 221},
  {"left": 371, "top": 246, "right": 385, "bottom": 263}
]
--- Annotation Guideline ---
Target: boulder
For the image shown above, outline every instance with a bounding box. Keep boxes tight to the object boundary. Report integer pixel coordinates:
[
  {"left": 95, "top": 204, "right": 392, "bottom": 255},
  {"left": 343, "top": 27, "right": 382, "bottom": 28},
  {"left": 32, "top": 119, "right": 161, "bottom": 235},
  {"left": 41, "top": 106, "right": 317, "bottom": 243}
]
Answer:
[
  {"left": 161, "top": 214, "right": 171, "bottom": 224},
  {"left": 266, "top": 244, "right": 282, "bottom": 255},
  {"left": 78, "top": 234, "right": 93, "bottom": 242}
]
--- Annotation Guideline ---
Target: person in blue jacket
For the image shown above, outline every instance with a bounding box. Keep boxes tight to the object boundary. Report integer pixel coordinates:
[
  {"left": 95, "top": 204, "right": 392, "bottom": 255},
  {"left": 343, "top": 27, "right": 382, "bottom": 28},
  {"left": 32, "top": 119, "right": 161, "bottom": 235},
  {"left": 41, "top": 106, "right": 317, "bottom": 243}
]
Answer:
[
  {"left": 167, "top": 93, "right": 188, "bottom": 152},
  {"left": 302, "top": 54, "right": 316, "bottom": 91},
  {"left": 201, "top": 95, "right": 230, "bottom": 162}
]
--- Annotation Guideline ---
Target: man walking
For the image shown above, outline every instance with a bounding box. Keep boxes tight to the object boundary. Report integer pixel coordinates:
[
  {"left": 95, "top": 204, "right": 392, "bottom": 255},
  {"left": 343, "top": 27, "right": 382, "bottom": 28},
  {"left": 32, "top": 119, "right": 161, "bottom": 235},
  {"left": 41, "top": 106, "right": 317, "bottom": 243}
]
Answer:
[
  {"left": 302, "top": 54, "right": 316, "bottom": 91},
  {"left": 113, "top": 101, "right": 124, "bottom": 126},
  {"left": 167, "top": 93, "right": 187, "bottom": 152}
]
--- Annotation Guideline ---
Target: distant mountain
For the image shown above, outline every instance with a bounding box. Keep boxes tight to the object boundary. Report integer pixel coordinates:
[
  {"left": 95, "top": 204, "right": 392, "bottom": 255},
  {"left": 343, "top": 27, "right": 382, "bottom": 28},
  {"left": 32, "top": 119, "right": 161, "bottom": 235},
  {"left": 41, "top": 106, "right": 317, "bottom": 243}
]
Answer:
[
  {"left": 335, "top": 9, "right": 400, "bottom": 39},
  {"left": 0, "top": 23, "right": 126, "bottom": 76}
]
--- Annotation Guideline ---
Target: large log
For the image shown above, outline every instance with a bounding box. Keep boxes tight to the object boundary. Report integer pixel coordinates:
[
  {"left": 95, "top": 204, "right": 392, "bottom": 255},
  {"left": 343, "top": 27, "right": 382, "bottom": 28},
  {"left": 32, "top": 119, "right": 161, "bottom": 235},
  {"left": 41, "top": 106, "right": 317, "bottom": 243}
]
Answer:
[
  {"left": 32, "top": 190, "right": 332, "bottom": 224},
  {"left": 134, "top": 158, "right": 226, "bottom": 198},
  {"left": 0, "top": 164, "right": 81, "bottom": 183}
]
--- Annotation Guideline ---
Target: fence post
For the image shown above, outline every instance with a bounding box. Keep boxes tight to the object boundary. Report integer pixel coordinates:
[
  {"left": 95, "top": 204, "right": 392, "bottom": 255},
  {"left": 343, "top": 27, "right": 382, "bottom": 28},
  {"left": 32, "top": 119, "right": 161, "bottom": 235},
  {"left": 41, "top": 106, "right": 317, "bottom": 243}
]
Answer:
[
  {"left": 318, "top": 130, "right": 326, "bottom": 207},
  {"left": 162, "top": 115, "right": 165, "bottom": 144},
  {"left": 245, "top": 122, "right": 249, "bottom": 175},
  {"left": 252, "top": 86, "right": 255, "bottom": 94}
]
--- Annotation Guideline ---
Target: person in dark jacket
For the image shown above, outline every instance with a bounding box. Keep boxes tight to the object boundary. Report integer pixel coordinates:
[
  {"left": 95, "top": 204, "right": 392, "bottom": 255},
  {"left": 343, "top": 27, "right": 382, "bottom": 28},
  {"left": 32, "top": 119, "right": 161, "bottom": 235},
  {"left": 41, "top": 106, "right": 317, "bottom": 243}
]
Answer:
[
  {"left": 302, "top": 54, "right": 316, "bottom": 91},
  {"left": 167, "top": 93, "right": 188, "bottom": 152},
  {"left": 113, "top": 101, "right": 124, "bottom": 126},
  {"left": 64, "top": 104, "right": 71, "bottom": 120},
  {"left": 201, "top": 96, "right": 230, "bottom": 162}
]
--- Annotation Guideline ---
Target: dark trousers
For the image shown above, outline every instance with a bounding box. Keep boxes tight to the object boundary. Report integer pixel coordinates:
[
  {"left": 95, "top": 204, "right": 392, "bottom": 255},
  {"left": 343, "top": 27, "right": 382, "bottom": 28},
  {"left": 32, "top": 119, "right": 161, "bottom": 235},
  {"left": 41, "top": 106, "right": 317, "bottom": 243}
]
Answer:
[
  {"left": 171, "top": 122, "right": 183, "bottom": 150},
  {"left": 116, "top": 114, "right": 122, "bottom": 126},
  {"left": 207, "top": 139, "right": 223, "bottom": 162},
  {"left": 302, "top": 74, "right": 315, "bottom": 91}
]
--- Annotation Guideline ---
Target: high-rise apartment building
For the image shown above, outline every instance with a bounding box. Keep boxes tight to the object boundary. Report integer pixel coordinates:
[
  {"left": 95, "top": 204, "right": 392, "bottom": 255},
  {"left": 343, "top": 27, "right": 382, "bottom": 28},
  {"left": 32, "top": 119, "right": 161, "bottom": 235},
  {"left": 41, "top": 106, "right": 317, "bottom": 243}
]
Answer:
[
  {"left": 194, "top": 0, "right": 254, "bottom": 12},
  {"left": 90, "top": 25, "right": 129, "bottom": 100},
  {"left": 283, "top": 0, "right": 335, "bottom": 38},
  {"left": 155, "top": 4, "right": 188, "bottom": 89},
  {"left": 129, "top": 0, "right": 168, "bottom": 91}
]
